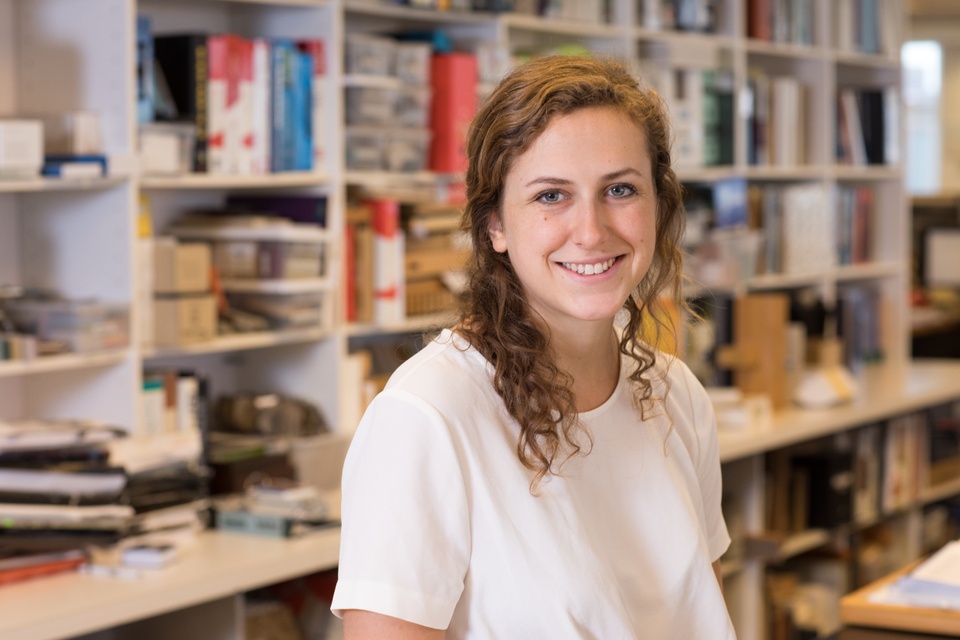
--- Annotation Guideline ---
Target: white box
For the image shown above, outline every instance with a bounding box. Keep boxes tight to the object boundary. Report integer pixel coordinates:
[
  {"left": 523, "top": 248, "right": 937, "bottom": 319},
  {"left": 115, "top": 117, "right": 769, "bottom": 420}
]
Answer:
[
  {"left": 0, "top": 120, "right": 43, "bottom": 178},
  {"left": 140, "top": 122, "right": 196, "bottom": 175}
]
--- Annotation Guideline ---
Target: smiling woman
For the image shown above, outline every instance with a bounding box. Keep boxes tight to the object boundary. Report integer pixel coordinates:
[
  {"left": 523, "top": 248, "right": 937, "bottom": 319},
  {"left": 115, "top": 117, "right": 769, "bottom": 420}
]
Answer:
[{"left": 331, "top": 55, "right": 735, "bottom": 640}]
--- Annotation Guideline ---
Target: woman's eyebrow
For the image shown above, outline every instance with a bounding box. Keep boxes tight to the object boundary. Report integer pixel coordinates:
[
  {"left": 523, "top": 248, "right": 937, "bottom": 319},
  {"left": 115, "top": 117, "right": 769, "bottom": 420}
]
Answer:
[{"left": 523, "top": 167, "right": 644, "bottom": 188}]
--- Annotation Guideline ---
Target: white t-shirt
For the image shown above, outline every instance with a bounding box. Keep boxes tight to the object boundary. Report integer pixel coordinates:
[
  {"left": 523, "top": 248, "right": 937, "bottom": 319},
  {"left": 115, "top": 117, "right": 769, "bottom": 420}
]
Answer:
[{"left": 332, "top": 329, "right": 736, "bottom": 639}]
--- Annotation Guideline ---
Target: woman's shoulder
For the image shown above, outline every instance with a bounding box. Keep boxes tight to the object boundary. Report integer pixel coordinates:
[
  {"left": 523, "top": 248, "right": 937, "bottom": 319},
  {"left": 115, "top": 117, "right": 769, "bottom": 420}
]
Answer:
[{"left": 384, "top": 328, "right": 492, "bottom": 397}]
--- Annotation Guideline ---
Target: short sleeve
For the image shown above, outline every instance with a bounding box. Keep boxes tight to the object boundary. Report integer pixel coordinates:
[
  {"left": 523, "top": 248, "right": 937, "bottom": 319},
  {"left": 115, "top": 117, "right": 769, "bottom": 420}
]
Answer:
[
  {"left": 331, "top": 389, "right": 470, "bottom": 629},
  {"left": 678, "top": 364, "right": 731, "bottom": 563}
]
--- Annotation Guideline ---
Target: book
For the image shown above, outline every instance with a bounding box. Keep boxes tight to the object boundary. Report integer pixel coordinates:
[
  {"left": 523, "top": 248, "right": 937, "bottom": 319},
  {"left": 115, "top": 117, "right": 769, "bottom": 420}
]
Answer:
[
  {"left": 251, "top": 38, "right": 272, "bottom": 175},
  {"left": 154, "top": 33, "right": 210, "bottom": 172},
  {"left": 780, "top": 183, "right": 834, "bottom": 275},
  {"left": 702, "top": 70, "right": 734, "bottom": 166},
  {"left": 0, "top": 420, "right": 126, "bottom": 451},
  {"left": 297, "top": 39, "right": 326, "bottom": 171},
  {"left": 857, "top": 88, "right": 887, "bottom": 165},
  {"left": 0, "top": 550, "right": 86, "bottom": 585},
  {"left": 369, "top": 199, "right": 405, "bottom": 325},
  {"left": 345, "top": 204, "right": 374, "bottom": 324},
  {"left": 207, "top": 34, "right": 254, "bottom": 175},
  {"left": 136, "top": 16, "right": 155, "bottom": 124},
  {"left": 839, "top": 89, "right": 868, "bottom": 166},
  {"left": 41, "top": 154, "right": 108, "bottom": 178}
]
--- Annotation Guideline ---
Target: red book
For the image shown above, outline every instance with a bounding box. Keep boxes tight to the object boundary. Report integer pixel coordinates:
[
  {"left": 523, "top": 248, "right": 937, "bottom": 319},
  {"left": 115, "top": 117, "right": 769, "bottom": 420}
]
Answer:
[
  {"left": 429, "top": 53, "right": 478, "bottom": 174},
  {"left": 747, "top": 0, "right": 772, "bottom": 41},
  {"left": 367, "top": 199, "right": 404, "bottom": 325}
]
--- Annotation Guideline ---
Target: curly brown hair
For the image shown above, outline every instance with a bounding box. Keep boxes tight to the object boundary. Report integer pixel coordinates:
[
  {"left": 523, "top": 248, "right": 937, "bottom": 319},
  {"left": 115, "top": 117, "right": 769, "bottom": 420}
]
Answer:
[{"left": 456, "top": 55, "right": 686, "bottom": 491}]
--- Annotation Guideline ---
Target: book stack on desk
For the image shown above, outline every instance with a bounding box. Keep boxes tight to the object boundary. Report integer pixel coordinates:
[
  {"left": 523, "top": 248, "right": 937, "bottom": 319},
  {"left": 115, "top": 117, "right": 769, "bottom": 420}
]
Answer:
[
  {"left": 0, "top": 420, "right": 132, "bottom": 582},
  {"left": 107, "top": 430, "right": 211, "bottom": 545}
]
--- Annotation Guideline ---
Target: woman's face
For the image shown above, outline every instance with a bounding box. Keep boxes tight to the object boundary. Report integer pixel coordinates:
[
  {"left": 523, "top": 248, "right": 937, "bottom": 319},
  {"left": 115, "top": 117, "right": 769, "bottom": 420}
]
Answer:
[{"left": 489, "top": 106, "right": 658, "bottom": 334}]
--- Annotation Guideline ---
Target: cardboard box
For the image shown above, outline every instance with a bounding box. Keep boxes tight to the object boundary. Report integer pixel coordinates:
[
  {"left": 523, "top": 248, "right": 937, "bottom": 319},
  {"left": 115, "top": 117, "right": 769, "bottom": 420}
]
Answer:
[
  {"left": 154, "top": 238, "right": 212, "bottom": 294},
  {"left": 153, "top": 295, "right": 216, "bottom": 346}
]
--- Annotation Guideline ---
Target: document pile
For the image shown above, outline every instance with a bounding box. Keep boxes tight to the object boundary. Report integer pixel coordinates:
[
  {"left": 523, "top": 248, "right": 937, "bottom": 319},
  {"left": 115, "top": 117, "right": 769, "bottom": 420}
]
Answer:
[
  {"left": 0, "top": 419, "right": 130, "bottom": 583},
  {"left": 869, "top": 540, "right": 960, "bottom": 610}
]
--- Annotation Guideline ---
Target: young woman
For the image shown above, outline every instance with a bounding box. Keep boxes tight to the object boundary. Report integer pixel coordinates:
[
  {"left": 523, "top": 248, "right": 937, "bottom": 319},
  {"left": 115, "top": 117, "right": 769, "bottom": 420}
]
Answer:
[{"left": 331, "top": 55, "right": 736, "bottom": 639}]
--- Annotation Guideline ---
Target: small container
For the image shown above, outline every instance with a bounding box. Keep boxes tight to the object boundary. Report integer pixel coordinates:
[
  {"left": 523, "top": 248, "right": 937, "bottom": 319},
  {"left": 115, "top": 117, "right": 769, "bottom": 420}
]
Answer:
[
  {"left": 345, "top": 127, "right": 387, "bottom": 171},
  {"left": 344, "top": 33, "right": 395, "bottom": 76},
  {"left": 394, "top": 42, "right": 432, "bottom": 84},
  {"left": 385, "top": 128, "right": 432, "bottom": 173},
  {"left": 345, "top": 86, "right": 397, "bottom": 126},
  {"left": 395, "top": 86, "right": 432, "bottom": 128}
]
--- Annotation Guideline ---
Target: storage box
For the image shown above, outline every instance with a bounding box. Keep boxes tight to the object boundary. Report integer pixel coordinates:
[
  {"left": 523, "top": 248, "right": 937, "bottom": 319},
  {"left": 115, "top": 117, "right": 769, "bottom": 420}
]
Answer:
[
  {"left": 154, "top": 238, "right": 212, "bottom": 294},
  {"left": 394, "top": 42, "right": 432, "bottom": 84},
  {"left": 0, "top": 120, "right": 43, "bottom": 179},
  {"left": 0, "top": 299, "right": 130, "bottom": 353},
  {"left": 386, "top": 128, "right": 431, "bottom": 172},
  {"left": 153, "top": 295, "right": 217, "bottom": 346},
  {"left": 345, "top": 127, "right": 387, "bottom": 171},
  {"left": 212, "top": 240, "right": 327, "bottom": 279},
  {"left": 140, "top": 122, "right": 196, "bottom": 175},
  {"left": 345, "top": 86, "right": 397, "bottom": 125},
  {"left": 395, "top": 86, "right": 432, "bottom": 127},
  {"left": 344, "top": 33, "right": 395, "bottom": 76}
]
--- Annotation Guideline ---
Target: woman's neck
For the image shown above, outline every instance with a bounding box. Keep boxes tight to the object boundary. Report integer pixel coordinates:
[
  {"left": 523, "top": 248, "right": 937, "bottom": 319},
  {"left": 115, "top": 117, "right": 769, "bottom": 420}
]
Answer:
[{"left": 551, "top": 324, "right": 621, "bottom": 413}]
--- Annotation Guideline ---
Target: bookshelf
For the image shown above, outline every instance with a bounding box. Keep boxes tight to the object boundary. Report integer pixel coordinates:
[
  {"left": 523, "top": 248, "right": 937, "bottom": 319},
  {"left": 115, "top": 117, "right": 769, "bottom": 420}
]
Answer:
[{"left": 3, "top": 1, "right": 959, "bottom": 639}]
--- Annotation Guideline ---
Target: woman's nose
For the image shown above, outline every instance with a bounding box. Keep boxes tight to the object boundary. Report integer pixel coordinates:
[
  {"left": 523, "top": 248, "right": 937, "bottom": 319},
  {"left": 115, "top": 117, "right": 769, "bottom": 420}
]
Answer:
[{"left": 573, "top": 200, "right": 607, "bottom": 248}]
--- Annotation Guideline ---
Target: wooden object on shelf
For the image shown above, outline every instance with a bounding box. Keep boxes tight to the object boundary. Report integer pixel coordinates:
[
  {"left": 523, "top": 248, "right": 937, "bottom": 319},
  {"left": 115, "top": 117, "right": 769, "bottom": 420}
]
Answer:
[{"left": 716, "top": 293, "right": 790, "bottom": 408}]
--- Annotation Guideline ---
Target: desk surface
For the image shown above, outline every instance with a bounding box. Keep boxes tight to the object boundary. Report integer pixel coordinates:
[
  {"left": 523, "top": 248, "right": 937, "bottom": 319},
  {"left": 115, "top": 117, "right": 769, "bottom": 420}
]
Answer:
[
  {"left": 0, "top": 527, "right": 341, "bottom": 640},
  {"left": 840, "top": 561, "right": 960, "bottom": 638}
]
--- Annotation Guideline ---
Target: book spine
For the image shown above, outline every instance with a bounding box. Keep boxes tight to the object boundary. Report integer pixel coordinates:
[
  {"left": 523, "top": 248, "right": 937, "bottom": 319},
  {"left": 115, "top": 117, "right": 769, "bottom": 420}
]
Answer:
[
  {"left": 252, "top": 39, "right": 272, "bottom": 175},
  {"left": 369, "top": 199, "right": 403, "bottom": 325},
  {"left": 206, "top": 35, "right": 229, "bottom": 175},
  {"left": 236, "top": 37, "right": 255, "bottom": 176},
  {"left": 136, "top": 16, "right": 155, "bottom": 124},
  {"left": 297, "top": 39, "right": 326, "bottom": 170},
  {"left": 270, "top": 40, "right": 289, "bottom": 173},
  {"left": 153, "top": 34, "right": 209, "bottom": 172}
]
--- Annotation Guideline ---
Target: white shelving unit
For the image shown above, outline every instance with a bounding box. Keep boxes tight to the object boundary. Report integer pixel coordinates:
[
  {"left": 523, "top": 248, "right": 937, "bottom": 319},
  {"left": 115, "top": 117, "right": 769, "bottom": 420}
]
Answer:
[{"left": 2, "top": 1, "right": 956, "bottom": 639}]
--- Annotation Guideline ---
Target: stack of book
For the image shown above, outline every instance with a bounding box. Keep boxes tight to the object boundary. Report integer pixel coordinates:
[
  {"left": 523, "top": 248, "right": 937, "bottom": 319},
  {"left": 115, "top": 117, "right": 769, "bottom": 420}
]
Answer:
[{"left": 0, "top": 420, "right": 131, "bottom": 583}]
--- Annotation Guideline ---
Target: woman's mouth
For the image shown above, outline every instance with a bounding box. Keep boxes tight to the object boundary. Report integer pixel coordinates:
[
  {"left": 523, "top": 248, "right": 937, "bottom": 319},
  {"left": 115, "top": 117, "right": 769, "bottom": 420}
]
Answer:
[{"left": 560, "top": 257, "right": 618, "bottom": 275}]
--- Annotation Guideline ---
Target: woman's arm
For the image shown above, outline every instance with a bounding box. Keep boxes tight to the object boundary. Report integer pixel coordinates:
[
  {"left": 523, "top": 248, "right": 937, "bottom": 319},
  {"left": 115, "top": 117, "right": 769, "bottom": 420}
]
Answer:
[{"left": 343, "top": 610, "right": 446, "bottom": 640}]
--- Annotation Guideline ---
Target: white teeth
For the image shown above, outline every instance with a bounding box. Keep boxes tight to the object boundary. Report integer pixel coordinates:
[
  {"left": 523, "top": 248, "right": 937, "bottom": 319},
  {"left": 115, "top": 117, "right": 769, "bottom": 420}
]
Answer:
[{"left": 561, "top": 258, "right": 615, "bottom": 275}]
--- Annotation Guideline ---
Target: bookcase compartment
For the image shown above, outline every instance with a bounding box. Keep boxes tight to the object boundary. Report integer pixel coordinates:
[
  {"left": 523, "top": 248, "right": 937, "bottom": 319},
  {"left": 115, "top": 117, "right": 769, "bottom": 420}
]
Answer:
[
  {"left": 745, "top": 53, "right": 828, "bottom": 167},
  {"left": 12, "top": 188, "right": 136, "bottom": 303},
  {"left": 6, "top": 0, "right": 134, "bottom": 161}
]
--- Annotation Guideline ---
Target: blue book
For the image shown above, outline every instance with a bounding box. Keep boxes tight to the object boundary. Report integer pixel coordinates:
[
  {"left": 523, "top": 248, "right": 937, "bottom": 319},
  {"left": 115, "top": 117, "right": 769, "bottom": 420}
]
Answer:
[
  {"left": 136, "top": 16, "right": 155, "bottom": 124},
  {"left": 42, "top": 154, "right": 108, "bottom": 178},
  {"left": 292, "top": 49, "right": 313, "bottom": 171},
  {"left": 269, "top": 40, "right": 293, "bottom": 173}
]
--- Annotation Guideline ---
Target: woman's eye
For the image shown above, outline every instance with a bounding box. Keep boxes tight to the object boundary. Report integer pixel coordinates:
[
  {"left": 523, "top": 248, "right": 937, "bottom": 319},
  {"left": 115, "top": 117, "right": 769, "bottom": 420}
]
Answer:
[
  {"left": 536, "top": 190, "right": 564, "bottom": 204},
  {"left": 609, "top": 183, "right": 636, "bottom": 197}
]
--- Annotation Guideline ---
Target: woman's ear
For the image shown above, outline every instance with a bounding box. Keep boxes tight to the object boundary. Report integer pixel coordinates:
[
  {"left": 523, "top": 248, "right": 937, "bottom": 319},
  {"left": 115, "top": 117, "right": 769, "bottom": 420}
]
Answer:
[{"left": 488, "top": 214, "right": 507, "bottom": 253}]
